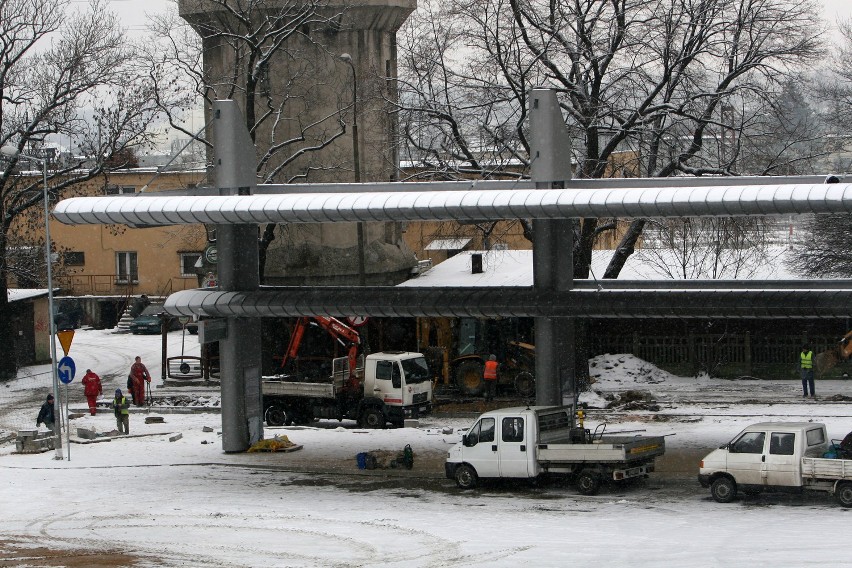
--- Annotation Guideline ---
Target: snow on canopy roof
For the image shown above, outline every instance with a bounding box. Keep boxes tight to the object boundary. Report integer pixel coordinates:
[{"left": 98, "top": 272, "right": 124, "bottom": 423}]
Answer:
[
  {"left": 398, "top": 247, "right": 802, "bottom": 287},
  {"left": 424, "top": 238, "right": 472, "bottom": 251},
  {"left": 8, "top": 289, "right": 50, "bottom": 302}
]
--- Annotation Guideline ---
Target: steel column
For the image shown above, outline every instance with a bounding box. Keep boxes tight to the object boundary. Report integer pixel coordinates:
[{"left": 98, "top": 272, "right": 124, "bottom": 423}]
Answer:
[
  {"left": 530, "top": 89, "right": 574, "bottom": 406},
  {"left": 213, "top": 101, "right": 262, "bottom": 452}
]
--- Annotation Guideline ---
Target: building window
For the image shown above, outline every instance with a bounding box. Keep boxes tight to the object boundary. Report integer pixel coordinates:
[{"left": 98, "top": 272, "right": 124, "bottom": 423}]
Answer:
[
  {"left": 116, "top": 252, "right": 138, "bottom": 284},
  {"left": 63, "top": 251, "right": 85, "bottom": 266},
  {"left": 105, "top": 185, "right": 135, "bottom": 195},
  {"left": 180, "top": 252, "right": 202, "bottom": 277}
]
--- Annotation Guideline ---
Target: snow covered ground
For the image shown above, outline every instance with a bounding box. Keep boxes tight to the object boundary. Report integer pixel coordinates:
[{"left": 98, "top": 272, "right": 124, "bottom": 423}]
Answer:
[{"left": 2, "top": 329, "right": 852, "bottom": 567}]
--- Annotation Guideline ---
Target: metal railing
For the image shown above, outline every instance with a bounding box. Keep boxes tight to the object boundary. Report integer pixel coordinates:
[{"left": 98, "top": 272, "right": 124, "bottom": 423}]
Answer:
[{"left": 53, "top": 275, "right": 198, "bottom": 296}]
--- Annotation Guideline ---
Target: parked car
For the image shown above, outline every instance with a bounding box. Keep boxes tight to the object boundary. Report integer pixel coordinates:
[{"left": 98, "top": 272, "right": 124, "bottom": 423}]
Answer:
[{"left": 129, "top": 305, "right": 181, "bottom": 334}]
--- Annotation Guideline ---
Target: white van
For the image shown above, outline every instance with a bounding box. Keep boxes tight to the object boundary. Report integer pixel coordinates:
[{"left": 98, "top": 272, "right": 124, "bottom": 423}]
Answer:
[{"left": 698, "top": 422, "right": 852, "bottom": 507}]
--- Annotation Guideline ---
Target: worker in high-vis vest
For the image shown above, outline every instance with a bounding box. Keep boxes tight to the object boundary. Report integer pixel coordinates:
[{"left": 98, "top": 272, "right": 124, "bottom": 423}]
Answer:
[
  {"left": 113, "top": 389, "right": 130, "bottom": 434},
  {"left": 483, "top": 354, "right": 499, "bottom": 402},
  {"left": 800, "top": 345, "right": 815, "bottom": 398}
]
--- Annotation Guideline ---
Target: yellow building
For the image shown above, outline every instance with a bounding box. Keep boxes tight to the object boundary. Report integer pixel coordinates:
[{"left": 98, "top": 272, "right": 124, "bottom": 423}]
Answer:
[{"left": 9, "top": 169, "right": 207, "bottom": 299}]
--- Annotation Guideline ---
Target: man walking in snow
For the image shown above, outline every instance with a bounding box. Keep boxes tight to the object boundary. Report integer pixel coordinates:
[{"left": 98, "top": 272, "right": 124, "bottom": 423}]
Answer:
[
  {"left": 36, "top": 393, "right": 56, "bottom": 432},
  {"left": 81, "top": 369, "right": 102, "bottom": 415},
  {"left": 129, "top": 356, "right": 151, "bottom": 407}
]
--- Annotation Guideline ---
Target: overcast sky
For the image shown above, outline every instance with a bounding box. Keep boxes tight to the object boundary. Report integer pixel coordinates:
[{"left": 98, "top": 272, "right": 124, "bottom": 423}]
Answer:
[{"left": 107, "top": 0, "right": 851, "bottom": 36}]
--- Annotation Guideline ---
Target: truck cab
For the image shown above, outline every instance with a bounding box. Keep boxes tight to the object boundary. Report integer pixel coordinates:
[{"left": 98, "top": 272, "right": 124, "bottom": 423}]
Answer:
[
  {"left": 361, "top": 351, "right": 433, "bottom": 426},
  {"left": 446, "top": 407, "right": 537, "bottom": 485},
  {"left": 699, "top": 422, "right": 830, "bottom": 502}
]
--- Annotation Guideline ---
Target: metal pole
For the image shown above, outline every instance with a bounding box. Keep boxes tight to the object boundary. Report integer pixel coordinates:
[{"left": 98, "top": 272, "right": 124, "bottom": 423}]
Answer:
[
  {"left": 3, "top": 146, "right": 62, "bottom": 453},
  {"left": 39, "top": 156, "right": 64, "bottom": 460},
  {"left": 340, "top": 54, "right": 366, "bottom": 286}
]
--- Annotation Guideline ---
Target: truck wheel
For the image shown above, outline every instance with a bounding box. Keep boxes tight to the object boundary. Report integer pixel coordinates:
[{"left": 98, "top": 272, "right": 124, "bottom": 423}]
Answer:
[
  {"left": 264, "top": 405, "right": 289, "bottom": 427},
  {"left": 454, "top": 464, "right": 479, "bottom": 489},
  {"left": 836, "top": 482, "right": 852, "bottom": 507},
  {"left": 514, "top": 371, "right": 535, "bottom": 398},
  {"left": 710, "top": 477, "right": 737, "bottom": 503},
  {"left": 576, "top": 471, "right": 602, "bottom": 496},
  {"left": 360, "top": 408, "right": 385, "bottom": 429},
  {"left": 455, "top": 360, "right": 485, "bottom": 396}
]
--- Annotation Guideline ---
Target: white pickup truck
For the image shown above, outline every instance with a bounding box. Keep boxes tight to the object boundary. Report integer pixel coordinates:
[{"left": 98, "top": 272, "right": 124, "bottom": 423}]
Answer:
[
  {"left": 698, "top": 422, "right": 852, "bottom": 507},
  {"left": 445, "top": 405, "right": 666, "bottom": 494}
]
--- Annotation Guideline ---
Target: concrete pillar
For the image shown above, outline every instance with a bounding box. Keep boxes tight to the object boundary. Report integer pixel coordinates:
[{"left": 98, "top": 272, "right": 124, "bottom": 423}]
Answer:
[
  {"left": 529, "top": 89, "right": 574, "bottom": 406},
  {"left": 179, "top": 0, "right": 417, "bottom": 286}
]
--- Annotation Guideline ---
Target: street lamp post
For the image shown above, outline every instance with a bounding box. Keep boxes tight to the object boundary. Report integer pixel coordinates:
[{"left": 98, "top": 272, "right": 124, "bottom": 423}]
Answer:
[
  {"left": 339, "top": 53, "right": 367, "bottom": 286},
  {"left": 0, "top": 145, "right": 63, "bottom": 459}
]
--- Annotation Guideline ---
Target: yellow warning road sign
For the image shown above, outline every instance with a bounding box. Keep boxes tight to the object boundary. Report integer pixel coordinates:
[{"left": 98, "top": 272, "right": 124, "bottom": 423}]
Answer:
[{"left": 57, "top": 330, "right": 75, "bottom": 356}]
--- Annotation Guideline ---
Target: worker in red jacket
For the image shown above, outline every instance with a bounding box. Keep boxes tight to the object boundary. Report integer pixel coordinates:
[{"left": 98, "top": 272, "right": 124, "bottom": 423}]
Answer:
[
  {"left": 81, "top": 369, "right": 103, "bottom": 415},
  {"left": 129, "top": 356, "right": 151, "bottom": 407},
  {"left": 483, "top": 354, "right": 499, "bottom": 402}
]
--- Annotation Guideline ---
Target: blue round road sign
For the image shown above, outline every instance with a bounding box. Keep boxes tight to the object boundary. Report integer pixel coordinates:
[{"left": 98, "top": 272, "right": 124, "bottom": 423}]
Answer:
[{"left": 57, "top": 356, "right": 76, "bottom": 384}]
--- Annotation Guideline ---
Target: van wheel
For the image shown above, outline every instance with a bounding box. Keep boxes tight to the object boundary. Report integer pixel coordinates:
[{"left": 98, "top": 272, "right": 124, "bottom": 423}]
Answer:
[
  {"left": 710, "top": 477, "right": 737, "bottom": 503},
  {"left": 360, "top": 408, "right": 385, "bottom": 429},
  {"left": 836, "top": 482, "right": 852, "bottom": 507},
  {"left": 576, "top": 471, "right": 602, "bottom": 496},
  {"left": 455, "top": 464, "right": 478, "bottom": 489}
]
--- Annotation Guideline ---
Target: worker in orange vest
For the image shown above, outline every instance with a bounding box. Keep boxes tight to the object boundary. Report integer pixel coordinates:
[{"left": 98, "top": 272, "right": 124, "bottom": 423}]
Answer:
[{"left": 483, "top": 354, "right": 498, "bottom": 402}]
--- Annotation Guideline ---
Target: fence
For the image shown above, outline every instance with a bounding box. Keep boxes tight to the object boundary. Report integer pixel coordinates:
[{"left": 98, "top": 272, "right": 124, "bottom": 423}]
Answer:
[
  {"left": 0, "top": 365, "right": 67, "bottom": 438},
  {"left": 590, "top": 332, "right": 850, "bottom": 379},
  {"left": 54, "top": 274, "right": 198, "bottom": 296}
]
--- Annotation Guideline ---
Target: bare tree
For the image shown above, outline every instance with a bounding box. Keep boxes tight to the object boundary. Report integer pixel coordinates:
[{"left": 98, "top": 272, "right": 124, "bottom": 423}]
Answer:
[
  {"left": 398, "top": 0, "right": 824, "bottom": 268},
  {"left": 637, "top": 217, "right": 776, "bottom": 279},
  {"left": 784, "top": 18, "right": 852, "bottom": 279},
  {"left": 0, "top": 0, "right": 159, "bottom": 379},
  {"left": 396, "top": 0, "right": 824, "bottom": 383},
  {"left": 787, "top": 214, "right": 852, "bottom": 277}
]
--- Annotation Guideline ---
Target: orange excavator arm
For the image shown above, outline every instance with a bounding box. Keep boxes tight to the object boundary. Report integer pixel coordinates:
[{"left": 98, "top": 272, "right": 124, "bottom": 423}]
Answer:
[
  {"left": 280, "top": 316, "right": 361, "bottom": 382},
  {"left": 279, "top": 317, "right": 311, "bottom": 370},
  {"left": 311, "top": 316, "right": 361, "bottom": 381}
]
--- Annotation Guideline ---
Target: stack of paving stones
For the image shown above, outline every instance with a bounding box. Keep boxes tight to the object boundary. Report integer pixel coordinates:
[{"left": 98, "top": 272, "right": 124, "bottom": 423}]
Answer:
[{"left": 15, "top": 429, "right": 55, "bottom": 453}]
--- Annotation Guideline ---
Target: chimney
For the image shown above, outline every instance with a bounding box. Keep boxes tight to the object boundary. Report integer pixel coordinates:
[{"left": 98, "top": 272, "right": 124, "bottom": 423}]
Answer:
[{"left": 471, "top": 253, "right": 483, "bottom": 274}]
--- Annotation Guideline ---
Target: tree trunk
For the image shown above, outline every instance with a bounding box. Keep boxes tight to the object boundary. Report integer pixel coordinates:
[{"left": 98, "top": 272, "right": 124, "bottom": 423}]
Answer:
[{"left": 604, "top": 219, "right": 646, "bottom": 278}]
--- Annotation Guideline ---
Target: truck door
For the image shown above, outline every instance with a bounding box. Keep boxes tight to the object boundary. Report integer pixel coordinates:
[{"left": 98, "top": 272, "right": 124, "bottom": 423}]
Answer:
[
  {"left": 461, "top": 417, "right": 500, "bottom": 479},
  {"left": 726, "top": 431, "right": 766, "bottom": 486},
  {"left": 498, "top": 416, "right": 530, "bottom": 478},
  {"left": 765, "top": 432, "right": 799, "bottom": 487}
]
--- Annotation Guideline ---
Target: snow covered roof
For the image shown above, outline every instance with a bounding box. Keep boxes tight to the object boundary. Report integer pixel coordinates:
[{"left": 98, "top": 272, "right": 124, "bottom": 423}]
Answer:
[
  {"left": 7, "top": 289, "right": 49, "bottom": 302},
  {"left": 424, "top": 238, "right": 472, "bottom": 251},
  {"left": 400, "top": 246, "right": 802, "bottom": 287}
]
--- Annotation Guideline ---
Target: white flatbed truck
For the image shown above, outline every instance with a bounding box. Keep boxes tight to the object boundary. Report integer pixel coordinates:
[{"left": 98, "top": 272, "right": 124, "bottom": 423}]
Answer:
[
  {"left": 699, "top": 422, "right": 852, "bottom": 507},
  {"left": 445, "top": 405, "right": 666, "bottom": 494},
  {"left": 263, "top": 351, "right": 433, "bottom": 428}
]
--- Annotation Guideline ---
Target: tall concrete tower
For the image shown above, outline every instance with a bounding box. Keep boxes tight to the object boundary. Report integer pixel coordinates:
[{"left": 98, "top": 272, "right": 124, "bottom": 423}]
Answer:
[{"left": 178, "top": 0, "right": 417, "bottom": 285}]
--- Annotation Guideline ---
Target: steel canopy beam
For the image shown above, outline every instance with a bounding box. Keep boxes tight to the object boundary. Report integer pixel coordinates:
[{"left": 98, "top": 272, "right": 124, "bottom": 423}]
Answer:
[{"left": 164, "top": 287, "right": 852, "bottom": 319}]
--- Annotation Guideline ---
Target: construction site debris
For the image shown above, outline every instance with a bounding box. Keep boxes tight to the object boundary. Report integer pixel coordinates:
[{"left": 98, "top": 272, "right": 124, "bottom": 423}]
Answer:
[{"left": 247, "top": 435, "right": 301, "bottom": 453}]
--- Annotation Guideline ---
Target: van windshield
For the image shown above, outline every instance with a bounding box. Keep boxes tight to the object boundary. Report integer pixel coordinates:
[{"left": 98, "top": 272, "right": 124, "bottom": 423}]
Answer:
[{"left": 401, "top": 357, "right": 431, "bottom": 384}]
